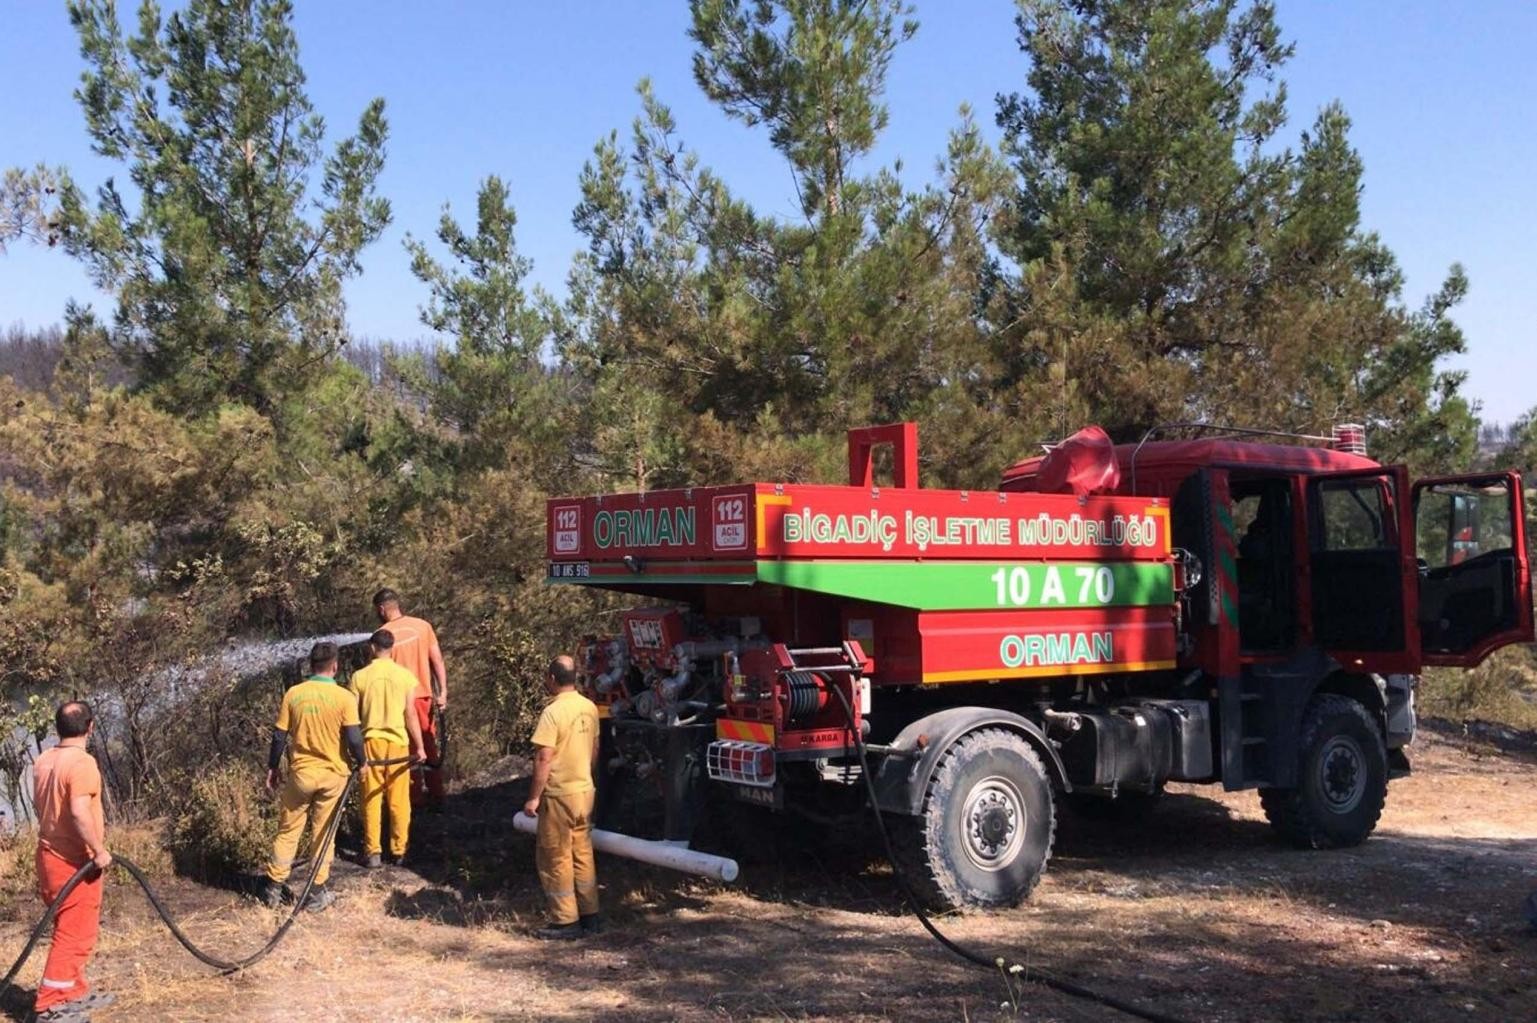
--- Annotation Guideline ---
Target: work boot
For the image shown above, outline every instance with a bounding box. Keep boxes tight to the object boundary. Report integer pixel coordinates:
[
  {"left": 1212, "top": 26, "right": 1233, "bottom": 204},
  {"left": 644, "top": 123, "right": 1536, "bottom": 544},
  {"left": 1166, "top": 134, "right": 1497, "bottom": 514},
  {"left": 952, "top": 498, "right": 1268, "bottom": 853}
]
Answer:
[
  {"left": 533, "top": 921, "right": 583, "bottom": 941},
  {"left": 580, "top": 914, "right": 605, "bottom": 935},
  {"left": 304, "top": 885, "right": 337, "bottom": 913},
  {"left": 363, "top": 852, "right": 382, "bottom": 869},
  {"left": 67, "top": 993, "right": 115, "bottom": 1013},
  {"left": 34, "top": 992, "right": 112, "bottom": 1023},
  {"left": 261, "top": 880, "right": 289, "bottom": 909}
]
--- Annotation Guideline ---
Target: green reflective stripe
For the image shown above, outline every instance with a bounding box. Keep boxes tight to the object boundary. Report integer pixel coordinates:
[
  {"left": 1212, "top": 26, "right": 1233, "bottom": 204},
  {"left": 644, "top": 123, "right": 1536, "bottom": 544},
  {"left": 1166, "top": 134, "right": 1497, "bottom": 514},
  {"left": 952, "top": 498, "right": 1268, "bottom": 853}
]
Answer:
[
  {"left": 1209, "top": 505, "right": 1239, "bottom": 626},
  {"left": 1216, "top": 553, "right": 1238, "bottom": 623},
  {"left": 754, "top": 560, "right": 1173, "bottom": 611}
]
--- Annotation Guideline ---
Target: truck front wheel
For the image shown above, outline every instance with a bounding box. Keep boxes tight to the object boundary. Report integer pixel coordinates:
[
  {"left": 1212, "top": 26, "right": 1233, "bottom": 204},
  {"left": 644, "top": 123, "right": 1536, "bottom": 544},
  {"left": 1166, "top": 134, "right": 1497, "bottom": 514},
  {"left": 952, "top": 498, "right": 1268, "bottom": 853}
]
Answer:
[
  {"left": 891, "top": 728, "right": 1056, "bottom": 911},
  {"left": 1260, "top": 694, "right": 1387, "bottom": 849}
]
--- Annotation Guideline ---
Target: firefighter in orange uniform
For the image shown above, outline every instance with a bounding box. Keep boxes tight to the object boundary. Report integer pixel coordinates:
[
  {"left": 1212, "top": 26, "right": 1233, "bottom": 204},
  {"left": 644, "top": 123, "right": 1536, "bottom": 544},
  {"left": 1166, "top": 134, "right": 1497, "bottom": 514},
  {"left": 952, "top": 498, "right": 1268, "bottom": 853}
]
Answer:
[
  {"left": 373, "top": 588, "right": 448, "bottom": 808},
  {"left": 523, "top": 655, "right": 602, "bottom": 940},
  {"left": 31, "top": 701, "right": 116, "bottom": 1021}
]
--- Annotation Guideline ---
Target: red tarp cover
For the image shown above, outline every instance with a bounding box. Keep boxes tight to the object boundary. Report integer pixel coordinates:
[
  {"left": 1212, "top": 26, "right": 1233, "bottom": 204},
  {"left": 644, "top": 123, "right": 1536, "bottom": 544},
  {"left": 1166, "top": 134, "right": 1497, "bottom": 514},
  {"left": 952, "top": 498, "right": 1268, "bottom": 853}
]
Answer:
[
  {"left": 1003, "top": 438, "right": 1379, "bottom": 492},
  {"left": 1034, "top": 426, "right": 1121, "bottom": 497}
]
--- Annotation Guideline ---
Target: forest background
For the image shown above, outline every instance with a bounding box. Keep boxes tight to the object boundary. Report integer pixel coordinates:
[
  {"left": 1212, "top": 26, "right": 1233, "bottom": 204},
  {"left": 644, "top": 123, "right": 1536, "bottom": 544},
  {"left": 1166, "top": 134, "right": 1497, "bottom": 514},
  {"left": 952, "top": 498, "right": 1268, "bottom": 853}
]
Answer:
[{"left": 2, "top": 0, "right": 1535, "bottom": 850}]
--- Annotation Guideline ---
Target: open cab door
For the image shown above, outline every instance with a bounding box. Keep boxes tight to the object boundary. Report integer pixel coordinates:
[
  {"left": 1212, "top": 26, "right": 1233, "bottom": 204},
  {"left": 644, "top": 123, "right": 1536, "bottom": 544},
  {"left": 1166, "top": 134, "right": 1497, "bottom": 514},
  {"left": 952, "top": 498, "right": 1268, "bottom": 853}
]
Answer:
[
  {"left": 1413, "top": 472, "right": 1533, "bottom": 666},
  {"left": 1305, "top": 467, "right": 1417, "bottom": 674}
]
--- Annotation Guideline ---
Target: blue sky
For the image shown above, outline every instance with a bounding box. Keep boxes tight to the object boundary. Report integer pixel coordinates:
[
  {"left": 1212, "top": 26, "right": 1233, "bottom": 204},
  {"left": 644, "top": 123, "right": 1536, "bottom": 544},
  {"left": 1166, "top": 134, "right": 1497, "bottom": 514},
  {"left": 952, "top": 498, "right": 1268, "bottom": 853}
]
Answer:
[{"left": 2, "top": 1, "right": 1533, "bottom": 423}]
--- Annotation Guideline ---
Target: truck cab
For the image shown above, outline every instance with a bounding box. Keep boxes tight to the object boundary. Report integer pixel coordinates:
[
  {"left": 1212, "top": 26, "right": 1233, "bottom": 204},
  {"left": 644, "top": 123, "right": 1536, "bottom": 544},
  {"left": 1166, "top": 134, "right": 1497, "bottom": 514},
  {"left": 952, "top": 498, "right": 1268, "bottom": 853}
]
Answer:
[{"left": 1003, "top": 428, "right": 1531, "bottom": 810}]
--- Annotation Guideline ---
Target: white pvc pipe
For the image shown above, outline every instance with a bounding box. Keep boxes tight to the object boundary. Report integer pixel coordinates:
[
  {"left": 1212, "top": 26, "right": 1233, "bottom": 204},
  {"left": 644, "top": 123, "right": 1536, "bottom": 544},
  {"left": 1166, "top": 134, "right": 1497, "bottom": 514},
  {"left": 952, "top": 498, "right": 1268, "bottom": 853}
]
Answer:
[{"left": 512, "top": 812, "right": 740, "bottom": 883}]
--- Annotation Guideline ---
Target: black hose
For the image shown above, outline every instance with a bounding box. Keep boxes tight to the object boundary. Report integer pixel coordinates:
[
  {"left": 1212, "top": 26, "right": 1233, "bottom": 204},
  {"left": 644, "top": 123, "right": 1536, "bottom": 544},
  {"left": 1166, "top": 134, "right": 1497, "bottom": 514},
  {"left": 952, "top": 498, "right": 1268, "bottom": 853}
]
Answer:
[
  {"left": 1, "top": 755, "right": 412, "bottom": 1001},
  {"left": 0, "top": 861, "right": 92, "bottom": 1002},
  {"left": 431, "top": 704, "right": 448, "bottom": 771},
  {"left": 825, "top": 684, "right": 1189, "bottom": 1023}
]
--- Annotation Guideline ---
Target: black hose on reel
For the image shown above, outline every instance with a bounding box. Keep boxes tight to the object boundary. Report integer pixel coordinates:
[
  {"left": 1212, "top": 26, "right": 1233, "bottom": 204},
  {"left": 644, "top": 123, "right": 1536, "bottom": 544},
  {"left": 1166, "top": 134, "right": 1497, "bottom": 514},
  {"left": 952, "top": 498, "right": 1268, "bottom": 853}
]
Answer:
[{"left": 783, "top": 670, "right": 825, "bottom": 729}]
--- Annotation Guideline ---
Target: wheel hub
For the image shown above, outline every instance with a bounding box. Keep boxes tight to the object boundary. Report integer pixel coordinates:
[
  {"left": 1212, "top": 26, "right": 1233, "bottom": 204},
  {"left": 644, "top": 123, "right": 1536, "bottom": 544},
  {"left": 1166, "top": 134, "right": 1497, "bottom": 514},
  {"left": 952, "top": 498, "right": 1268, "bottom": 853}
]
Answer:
[
  {"left": 961, "top": 777, "right": 1026, "bottom": 871},
  {"left": 1319, "top": 735, "right": 1366, "bottom": 813}
]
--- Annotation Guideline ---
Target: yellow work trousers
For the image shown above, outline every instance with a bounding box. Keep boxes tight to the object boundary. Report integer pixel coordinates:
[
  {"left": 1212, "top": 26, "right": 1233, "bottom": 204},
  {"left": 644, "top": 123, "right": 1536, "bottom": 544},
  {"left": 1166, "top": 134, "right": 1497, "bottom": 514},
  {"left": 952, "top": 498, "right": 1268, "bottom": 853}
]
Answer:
[
  {"left": 266, "top": 766, "right": 349, "bottom": 887},
  {"left": 360, "top": 737, "right": 411, "bottom": 858},
  {"left": 535, "top": 790, "right": 599, "bottom": 925}
]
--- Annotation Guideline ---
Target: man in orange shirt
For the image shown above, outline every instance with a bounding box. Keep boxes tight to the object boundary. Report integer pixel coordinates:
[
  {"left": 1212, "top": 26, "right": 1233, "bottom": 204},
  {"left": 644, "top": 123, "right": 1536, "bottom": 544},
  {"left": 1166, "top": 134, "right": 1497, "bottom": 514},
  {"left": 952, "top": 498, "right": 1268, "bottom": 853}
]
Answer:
[
  {"left": 373, "top": 588, "right": 448, "bottom": 808},
  {"left": 31, "top": 701, "right": 115, "bottom": 1020}
]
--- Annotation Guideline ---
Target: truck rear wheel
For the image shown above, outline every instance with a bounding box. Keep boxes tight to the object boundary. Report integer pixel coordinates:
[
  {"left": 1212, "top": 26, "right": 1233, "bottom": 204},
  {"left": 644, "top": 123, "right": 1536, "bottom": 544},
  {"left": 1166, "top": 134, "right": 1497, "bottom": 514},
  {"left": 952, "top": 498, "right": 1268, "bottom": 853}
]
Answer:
[
  {"left": 891, "top": 728, "right": 1055, "bottom": 911},
  {"left": 1261, "top": 694, "right": 1387, "bottom": 849}
]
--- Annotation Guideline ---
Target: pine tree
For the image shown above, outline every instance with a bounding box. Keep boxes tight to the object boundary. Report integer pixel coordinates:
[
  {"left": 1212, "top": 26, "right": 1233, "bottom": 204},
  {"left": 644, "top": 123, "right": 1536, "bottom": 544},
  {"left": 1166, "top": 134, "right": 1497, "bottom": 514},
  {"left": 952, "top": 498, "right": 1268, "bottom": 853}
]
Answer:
[
  {"left": 689, "top": 0, "right": 917, "bottom": 221},
  {"left": 564, "top": 2, "right": 1014, "bottom": 488},
  {"left": 0, "top": 165, "right": 62, "bottom": 252},
  {"left": 997, "top": 0, "right": 1476, "bottom": 464},
  {"left": 58, "top": 0, "right": 390, "bottom": 416},
  {"left": 405, "top": 175, "right": 566, "bottom": 475}
]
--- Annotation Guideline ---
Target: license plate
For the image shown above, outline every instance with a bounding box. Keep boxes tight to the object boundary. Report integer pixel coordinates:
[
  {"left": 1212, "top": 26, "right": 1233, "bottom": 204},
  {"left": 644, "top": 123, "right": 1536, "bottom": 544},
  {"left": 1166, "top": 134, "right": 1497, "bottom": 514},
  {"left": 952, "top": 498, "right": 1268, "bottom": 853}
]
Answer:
[
  {"left": 723, "top": 782, "right": 782, "bottom": 809},
  {"left": 548, "top": 562, "right": 590, "bottom": 579}
]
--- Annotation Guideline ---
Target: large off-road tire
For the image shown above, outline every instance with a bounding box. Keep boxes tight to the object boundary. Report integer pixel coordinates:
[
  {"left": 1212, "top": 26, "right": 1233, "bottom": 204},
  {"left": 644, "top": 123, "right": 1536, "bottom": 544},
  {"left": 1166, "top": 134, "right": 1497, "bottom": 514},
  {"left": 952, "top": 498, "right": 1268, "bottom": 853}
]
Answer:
[
  {"left": 890, "top": 728, "right": 1055, "bottom": 911},
  {"left": 1261, "top": 694, "right": 1387, "bottom": 849}
]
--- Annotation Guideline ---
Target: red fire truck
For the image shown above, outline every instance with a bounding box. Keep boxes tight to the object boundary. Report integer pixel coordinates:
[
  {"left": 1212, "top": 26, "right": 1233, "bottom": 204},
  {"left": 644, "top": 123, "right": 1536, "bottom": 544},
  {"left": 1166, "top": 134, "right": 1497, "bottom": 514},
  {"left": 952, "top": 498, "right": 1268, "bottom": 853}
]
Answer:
[{"left": 546, "top": 423, "right": 1530, "bottom": 910}]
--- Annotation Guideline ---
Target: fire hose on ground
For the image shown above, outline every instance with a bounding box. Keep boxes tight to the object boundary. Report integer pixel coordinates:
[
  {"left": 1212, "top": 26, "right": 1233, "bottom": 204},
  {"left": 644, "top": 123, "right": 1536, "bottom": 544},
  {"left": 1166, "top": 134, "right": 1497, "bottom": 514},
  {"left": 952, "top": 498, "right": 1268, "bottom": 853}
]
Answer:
[
  {"left": 4, "top": 713, "right": 1189, "bottom": 1023},
  {"left": 820, "top": 683, "right": 1190, "bottom": 1023},
  {"left": 0, "top": 755, "right": 412, "bottom": 1003}
]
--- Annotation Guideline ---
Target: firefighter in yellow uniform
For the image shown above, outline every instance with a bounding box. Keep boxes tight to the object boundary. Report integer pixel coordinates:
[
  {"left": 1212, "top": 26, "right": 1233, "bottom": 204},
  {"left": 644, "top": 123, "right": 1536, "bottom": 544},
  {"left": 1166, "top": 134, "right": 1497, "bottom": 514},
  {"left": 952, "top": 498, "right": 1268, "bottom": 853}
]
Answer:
[
  {"left": 523, "top": 655, "right": 601, "bottom": 940},
  {"left": 351, "top": 630, "right": 427, "bottom": 867},
  {"left": 262, "top": 642, "right": 366, "bottom": 912}
]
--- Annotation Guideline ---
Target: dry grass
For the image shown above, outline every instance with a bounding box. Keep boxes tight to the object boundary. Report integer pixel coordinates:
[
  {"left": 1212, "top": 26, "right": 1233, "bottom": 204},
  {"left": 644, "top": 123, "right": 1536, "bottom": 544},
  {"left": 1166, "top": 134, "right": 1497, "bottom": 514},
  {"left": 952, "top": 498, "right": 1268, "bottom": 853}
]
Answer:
[
  {"left": 1, "top": 730, "right": 1534, "bottom": 1022},
  {"left": 1420, "top": 648, "right": 1537, "bottom": 731},
  {"left": 1, "top": 822, "right": 170, "bottom": 923}
]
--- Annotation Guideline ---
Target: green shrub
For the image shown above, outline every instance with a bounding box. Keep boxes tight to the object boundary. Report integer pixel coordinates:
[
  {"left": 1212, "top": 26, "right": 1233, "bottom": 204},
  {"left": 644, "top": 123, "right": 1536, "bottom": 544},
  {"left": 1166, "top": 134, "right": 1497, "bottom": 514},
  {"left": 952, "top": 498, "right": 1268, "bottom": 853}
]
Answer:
[
  {"left": 1420, "top": 646, "right": 1537, "bottom": 730},
  {"left": 166, "top": 762, "right": 278, "bottom": 881}
]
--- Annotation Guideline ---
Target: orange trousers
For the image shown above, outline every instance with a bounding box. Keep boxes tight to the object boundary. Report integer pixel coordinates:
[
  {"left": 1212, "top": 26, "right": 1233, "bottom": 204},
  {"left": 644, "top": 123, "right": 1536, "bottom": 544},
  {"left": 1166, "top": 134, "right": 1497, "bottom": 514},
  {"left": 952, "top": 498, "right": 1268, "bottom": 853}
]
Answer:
[
  {"left": 411, "top": 697, "right": 445, "bottom": 805},
  {"left": 35, "top": 847, "right": 103, "bottom": 1012}
]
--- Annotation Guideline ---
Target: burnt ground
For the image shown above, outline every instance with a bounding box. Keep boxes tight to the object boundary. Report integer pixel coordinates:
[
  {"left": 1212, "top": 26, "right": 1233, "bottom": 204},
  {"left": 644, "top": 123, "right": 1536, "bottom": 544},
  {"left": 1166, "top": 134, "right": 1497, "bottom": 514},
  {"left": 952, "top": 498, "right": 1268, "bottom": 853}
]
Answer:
[{"left": 1, "top": 722, "right": 1535, "bottom": 1023}]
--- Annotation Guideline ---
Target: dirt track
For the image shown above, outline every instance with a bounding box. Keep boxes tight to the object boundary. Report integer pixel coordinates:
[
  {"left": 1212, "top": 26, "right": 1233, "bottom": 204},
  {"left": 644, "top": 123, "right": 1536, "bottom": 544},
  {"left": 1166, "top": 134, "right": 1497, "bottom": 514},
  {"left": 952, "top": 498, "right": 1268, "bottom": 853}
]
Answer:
[{"left": 2, "top": 722, "right": 1535, "bottom": 1022}]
